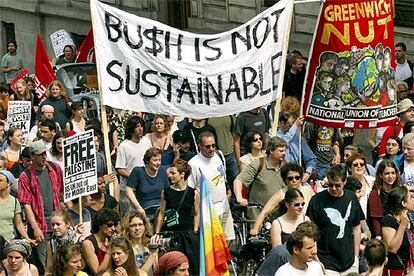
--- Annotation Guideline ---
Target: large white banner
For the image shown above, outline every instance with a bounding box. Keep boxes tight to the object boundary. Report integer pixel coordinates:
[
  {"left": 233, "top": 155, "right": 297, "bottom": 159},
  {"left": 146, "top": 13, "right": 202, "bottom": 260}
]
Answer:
[{"left": 91, "top": 0, "right": 293, "bottom": 118}]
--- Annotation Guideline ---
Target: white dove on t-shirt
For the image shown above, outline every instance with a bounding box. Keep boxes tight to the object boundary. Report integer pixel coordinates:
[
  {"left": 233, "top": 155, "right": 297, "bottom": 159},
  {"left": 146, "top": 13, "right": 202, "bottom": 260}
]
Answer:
[{"left": 324, "top": 201, "right": 352, "bottom": 239}]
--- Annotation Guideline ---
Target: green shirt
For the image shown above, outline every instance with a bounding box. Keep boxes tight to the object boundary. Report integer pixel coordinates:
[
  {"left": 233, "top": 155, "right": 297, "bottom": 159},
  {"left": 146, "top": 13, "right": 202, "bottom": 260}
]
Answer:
[
  {"left": 237, "top": 156, "right": 285, "bottom": 207},
  {"left": 208, "top": 116, "right": 235, "bottom": 155},
  {"left": 0, "top": 195, "right": 22, "bottom": 240}
]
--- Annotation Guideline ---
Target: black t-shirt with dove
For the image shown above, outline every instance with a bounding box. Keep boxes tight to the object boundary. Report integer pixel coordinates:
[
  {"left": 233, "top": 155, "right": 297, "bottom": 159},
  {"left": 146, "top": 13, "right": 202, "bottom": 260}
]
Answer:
[{"left": 306, "top": 189, "right": 364, "bottom": 272}]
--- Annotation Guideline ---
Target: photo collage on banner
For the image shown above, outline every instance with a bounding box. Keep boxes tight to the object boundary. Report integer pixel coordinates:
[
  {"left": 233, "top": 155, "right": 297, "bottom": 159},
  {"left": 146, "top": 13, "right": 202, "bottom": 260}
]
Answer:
[{"left": 302, "top": 0, "right": 397, "bottom": 128}]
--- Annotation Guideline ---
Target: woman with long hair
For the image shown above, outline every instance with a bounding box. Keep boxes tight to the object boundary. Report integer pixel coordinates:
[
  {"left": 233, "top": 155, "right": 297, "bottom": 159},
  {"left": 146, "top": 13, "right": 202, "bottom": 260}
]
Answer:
[
  {"left": 270, "top": 188, "right": 310, "bottom": 247},
  {"left": 156, "top": 159, "right": 199, "bottom": 275},
  {"left": 381, "top": 186, "right": 414, "bottom": 275},
  {"left": 239, "top": 131, "right": 265, "bottom": 172},
  {"left": 66, "top": 101, "right": 86, "bottom": 134},
  {"left": 10, "top": 79, "right": 32, "bottom": 101},
  {"left": 119, "top": 211, "right": 157, "bottom": 273},
  {"left": 49, "top": 131, "right": 66, "bottom": 170},
  {"left": 0, "top": 240, "right": 39, "bottom": 276},
  {"left": 102, "top": 237, "right": 147, "bottom": 276},
  {"left": 38, "top": 80, "right": 71, "bottom": 130},
  {"left": 345, "top": 153, "right": 375, "bottom": 217},
  {"left": 1, "top": 127, "right": 22, "bottom": 170},
  {"left": 10, "top": 79, "right": 38, "bottom": 127},
  {"left": 368, "top": 160, "right": 401, "bottom": 237},
  {"left": 145, "top": 115, "right": 173, "bottom": 152},
  {"left": 51, "top": 244, "right": 87, "bottom": 276},
  {"left": 45, "top": 209, "right": 82, "bottom": 274},
  {"left": 375, "top": 136, "right": 403, "bottom": 169}
]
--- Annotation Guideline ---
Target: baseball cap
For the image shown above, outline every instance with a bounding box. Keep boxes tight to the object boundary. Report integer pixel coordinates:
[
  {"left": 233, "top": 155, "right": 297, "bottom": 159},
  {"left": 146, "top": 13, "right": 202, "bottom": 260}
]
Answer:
[{"left": 30, "top": 140, "right": 47, "bottom": 155}]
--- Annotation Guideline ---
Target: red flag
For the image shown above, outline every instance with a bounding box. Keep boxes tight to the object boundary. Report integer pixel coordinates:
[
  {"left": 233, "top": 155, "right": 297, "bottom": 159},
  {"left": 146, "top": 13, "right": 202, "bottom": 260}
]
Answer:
[
  {"left": 10, "top": 69, "right": 30, "bottom": 92},
  {"left": 302, "top": 0, "right": 397, "bottom": 129},
  {"left": 76, "top": 27, "right": 95, "bottom": 63},
  {"left": 34, "top": 34, "right": 55, "bottom": 101}
]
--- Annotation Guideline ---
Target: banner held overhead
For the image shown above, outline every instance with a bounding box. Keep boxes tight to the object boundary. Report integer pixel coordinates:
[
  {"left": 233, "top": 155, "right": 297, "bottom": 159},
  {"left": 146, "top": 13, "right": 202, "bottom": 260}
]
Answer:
[
  {"left": 302, "top": 0, "right": 397, "bottom": 129},
  {"left": 90, "top": 0, "right": 293, "bottom": 118}
]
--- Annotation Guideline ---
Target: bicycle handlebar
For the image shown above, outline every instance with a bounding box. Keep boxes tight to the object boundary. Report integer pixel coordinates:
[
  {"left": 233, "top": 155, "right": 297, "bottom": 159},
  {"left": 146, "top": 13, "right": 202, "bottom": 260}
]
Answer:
[{"left": 233, "top": 201, "right": 263, "bottom": 209}]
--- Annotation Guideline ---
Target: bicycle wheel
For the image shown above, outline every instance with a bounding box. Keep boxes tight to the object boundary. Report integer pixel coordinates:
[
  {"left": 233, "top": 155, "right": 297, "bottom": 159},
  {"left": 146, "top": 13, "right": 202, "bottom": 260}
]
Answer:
[
  {"left": 239, "top": 258, "right": 258, "bottom": 276},
  {"left": 228, "top": 224, "right": 243, "bottom": 273}
]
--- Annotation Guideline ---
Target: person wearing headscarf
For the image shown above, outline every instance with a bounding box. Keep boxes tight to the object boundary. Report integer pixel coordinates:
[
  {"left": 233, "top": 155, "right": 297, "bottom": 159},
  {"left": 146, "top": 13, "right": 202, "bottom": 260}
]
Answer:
[
  {"left": 155, "top": 251, "right": 189, "bottom": 276},
  {"left": 1, "top": 239, "right": 39, "bottom": 275}
]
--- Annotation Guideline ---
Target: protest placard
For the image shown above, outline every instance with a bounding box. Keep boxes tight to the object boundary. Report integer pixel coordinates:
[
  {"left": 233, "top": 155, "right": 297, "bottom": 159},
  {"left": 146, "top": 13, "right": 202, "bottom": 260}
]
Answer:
[
  {"left": 10, "top": 69, "right": 29, "bottom": 92},
  {"left": 302, "top": 0, "right": 397, "bottom": 128},
  {"left": 6, "top": 101, "right": 31, "bottom": 145},
  {"left": 50, "top": 29, "right": 75, "bottom": 58},
  {"left": 63, "top": 129, "right": 97, "bottom": 202},
  {"left": 91, "top": 0, "right": 293, "bottom": 118}
]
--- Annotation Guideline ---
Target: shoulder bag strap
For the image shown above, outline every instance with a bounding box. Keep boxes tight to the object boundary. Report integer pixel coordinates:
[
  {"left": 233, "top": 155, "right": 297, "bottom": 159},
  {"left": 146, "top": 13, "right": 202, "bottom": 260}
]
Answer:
[
  {"left": 190, "top": 129, "right": 199, "bottom": 153},
  {"left": 176, "top": 187, "right": 189, "bottom": 212},
  {"left": 247, "top": 157, "right": 265, "bottom": 197}
]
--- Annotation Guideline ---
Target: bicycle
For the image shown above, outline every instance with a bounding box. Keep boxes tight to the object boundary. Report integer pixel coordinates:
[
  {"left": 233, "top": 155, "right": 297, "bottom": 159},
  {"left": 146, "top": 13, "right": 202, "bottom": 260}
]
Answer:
[{"left": 229, "top": 202, "right": 271, "bottom": 276}]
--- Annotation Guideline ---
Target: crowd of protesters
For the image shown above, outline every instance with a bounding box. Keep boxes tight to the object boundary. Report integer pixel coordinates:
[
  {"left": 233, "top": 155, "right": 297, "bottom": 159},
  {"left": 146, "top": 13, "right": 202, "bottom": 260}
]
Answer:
[{"left": 0, "top": 36, "right": 414, "bottom": 276}]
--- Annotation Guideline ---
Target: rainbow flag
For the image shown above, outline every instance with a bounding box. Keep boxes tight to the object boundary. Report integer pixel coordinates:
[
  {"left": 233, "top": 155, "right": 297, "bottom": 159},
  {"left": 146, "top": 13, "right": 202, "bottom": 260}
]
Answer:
[{"left": 199, "top": 170, "right": 232, "bottom": 276}]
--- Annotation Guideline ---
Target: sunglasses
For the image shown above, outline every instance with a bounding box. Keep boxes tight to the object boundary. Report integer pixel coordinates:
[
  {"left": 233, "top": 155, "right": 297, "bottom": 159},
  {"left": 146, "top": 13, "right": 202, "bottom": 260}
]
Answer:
[
  {"left": 287, "top": 175, "right": 301, "bottom": 181},
  {"left": 292, "top": 202, "right": 306, "bottom": 207},
  {"left": 253, "top": 137, "right": 263, "bottom": 142},
  {"left": 328, "top": 183, "right": 342, "bottom": 189},
  {"left": 105, "top": 222, "right": 119, "bottom": 228},
  {"left": 203, "top": 144, "right": 216, "bottom": 149},
  {"left": 352, "top": 162, "right": 365, "bottom": 167}
]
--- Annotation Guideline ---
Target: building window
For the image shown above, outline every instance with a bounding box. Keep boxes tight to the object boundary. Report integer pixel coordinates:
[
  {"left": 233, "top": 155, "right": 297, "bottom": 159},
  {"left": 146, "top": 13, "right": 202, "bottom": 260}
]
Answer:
[
  {"left": 394, "top": 0, "right": 414, "bottom": 27},
  {"left": 263, "top": 0, "right": 280, "bottom": 7},
  {"left": 2, "top": 21, "right": 15, "bottom": 43}
]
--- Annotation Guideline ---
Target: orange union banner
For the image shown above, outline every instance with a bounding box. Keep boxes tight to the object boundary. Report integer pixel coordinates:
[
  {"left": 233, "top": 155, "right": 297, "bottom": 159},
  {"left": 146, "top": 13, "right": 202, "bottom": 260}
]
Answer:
[{"left": 302, "top": 0, "right": 397, "bottom": 128}]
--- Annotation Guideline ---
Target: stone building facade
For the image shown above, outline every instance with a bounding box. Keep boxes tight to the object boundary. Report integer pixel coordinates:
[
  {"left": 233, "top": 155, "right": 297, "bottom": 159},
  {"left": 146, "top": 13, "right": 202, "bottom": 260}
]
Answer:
[{"left": 0, "top": 0, "right": 413, "bottom": 73}]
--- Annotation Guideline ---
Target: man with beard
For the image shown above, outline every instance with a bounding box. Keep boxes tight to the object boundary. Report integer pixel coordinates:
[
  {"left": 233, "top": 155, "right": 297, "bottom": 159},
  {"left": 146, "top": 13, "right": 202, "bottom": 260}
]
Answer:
[{"left": 1, "top": 41, "right": 23, "bottom": 92}]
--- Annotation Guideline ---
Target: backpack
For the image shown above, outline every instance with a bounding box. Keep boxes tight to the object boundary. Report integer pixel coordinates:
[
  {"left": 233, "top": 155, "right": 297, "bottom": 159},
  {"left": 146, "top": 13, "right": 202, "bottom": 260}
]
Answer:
[{"left": 23, "top": 161, "right": 58, "bottom": 183}]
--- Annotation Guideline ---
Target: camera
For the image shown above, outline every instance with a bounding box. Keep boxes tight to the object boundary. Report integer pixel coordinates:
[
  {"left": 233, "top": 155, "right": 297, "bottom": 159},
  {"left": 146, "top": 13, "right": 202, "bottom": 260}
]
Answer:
[{"left": 147, "top": 231, "right": 178, "bottom": 251}]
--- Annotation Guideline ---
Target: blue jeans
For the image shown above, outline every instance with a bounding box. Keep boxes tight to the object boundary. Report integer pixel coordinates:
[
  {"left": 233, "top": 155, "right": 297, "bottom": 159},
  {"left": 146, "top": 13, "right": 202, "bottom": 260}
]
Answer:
[
  {"left": 225, "top": 152, "right": 239, "bottom": 190},
  {"left": 316, "top": 162, "right": 330, "bottom": 180}
]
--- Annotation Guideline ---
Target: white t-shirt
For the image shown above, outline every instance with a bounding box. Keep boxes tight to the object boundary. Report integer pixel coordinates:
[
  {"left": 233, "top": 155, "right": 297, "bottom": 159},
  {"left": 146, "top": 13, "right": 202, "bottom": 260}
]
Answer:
[
  {"left": 115, "top": 137, "right": 152, "bottom": 189},
  {"left": 396, "top": 60, "right": 413, "bottom": 82},
  {"left": 187, "top": 152, "right": 229, "bottom": 215},
  {"left": 275, "top": 261, "right": 323, "bottom": 276}
]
